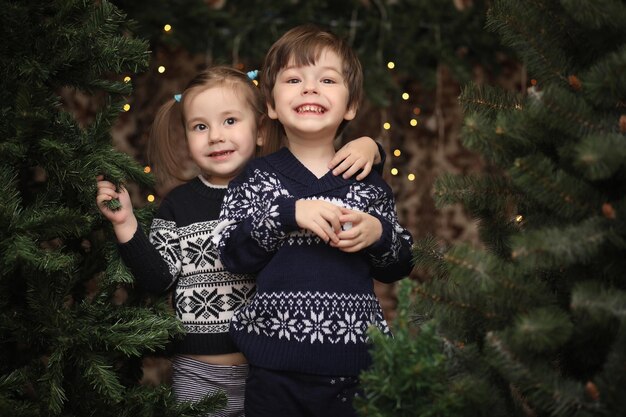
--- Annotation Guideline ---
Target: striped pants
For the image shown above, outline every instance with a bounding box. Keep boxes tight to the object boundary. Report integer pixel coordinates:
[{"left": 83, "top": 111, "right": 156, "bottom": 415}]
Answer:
[{"left": 172, "top": 355, "right": 248, "bottom": 417}]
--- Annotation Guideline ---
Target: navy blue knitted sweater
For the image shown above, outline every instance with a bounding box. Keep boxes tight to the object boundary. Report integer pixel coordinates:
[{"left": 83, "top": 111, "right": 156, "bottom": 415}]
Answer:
[
  {"left": 118, "top": 177, "right": 256, "bottom": 355},
  {"left": 216, "top": 147, "right": 414, "bottom": 376}
]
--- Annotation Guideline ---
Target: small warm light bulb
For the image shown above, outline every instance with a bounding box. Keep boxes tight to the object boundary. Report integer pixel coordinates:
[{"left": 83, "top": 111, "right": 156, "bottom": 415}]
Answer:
[
  {"left": 383, "top": 122, "right": 391, "bottom": 130},
  {"left": 408, "top": 173, "right": 416, "bottom": 181},
  {"left": 413, "top": 107, "right": 421, "bottom": 115},
  {"left": 387, "top": 61, "right": 395, "bottom": 69},
  {"left": 147, "top": 194, "right": 155, "bottom": 202},
  {"left": 123, "top": 76, "right": 131, "bottom": 83},
  {"left": 123, "top": 103, "right": 131, "bottom": 112},
  {"left": 515, "top": 214, "right": 524, "bottom": 222},
  {"left": 393, "top": 149, "right": 401, "bottom": 157},
  {"left": 252, "top": 80, "right": 259, "bottom": 86},
  {"left": 144, "top": 166, "right": 151, "bottom": 174},
  {"left": 402, "top": 93, "right": 409, "bottom": 100},
  {"left": 410, "top": 118, "right": 418, "bottom": 126},
  {"left": 391, "top": 168, "right": 398, "bottom": 176},
  {"left": 164, "top": 24, "right": 172, "bottom": 32},
  {"left": 158, "top": 66, "right": 166, "bottom": 73}
]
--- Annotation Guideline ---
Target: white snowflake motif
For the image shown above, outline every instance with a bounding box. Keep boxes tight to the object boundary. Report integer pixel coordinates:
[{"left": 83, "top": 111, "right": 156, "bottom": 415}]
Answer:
[
  {"left": 270, "top": 310, "right": 297, "bottom": 340},
  {"left": 234, "top": 308, "right": 261, "bottom": 335},
  {"left": 302, "top": 311, "right": 333, "bottom": 343},
  {"left": 151, "top": 230, "right": 180, "bottom": 261},
  {"left": 335, "top": 312, "right": 364, "bottom": 344}
]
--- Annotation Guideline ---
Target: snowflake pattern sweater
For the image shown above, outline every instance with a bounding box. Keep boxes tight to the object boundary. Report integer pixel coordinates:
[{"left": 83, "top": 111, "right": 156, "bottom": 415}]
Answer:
[
  {"left": 118, "top": 176, "right": 256, "bottom": 355},
  {"left": 216, "top": 147, "right": 414, "bottom": 376}
]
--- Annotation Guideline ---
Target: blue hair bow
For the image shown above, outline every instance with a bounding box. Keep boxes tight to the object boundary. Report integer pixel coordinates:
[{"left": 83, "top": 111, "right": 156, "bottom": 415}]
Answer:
[
  {"left": 173, "top": 93, "right": 182, "bottom": 102},
  {"left": 247, "top": 70, "right": 258, "bottom": 81}
]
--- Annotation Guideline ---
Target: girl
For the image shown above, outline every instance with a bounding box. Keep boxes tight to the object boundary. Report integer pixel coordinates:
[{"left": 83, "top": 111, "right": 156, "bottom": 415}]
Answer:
[
  {"left": 96, "top": 66, "right": 383, "bottom": 417},
  {"left": 216, "top": 27, "right": 414, "bottom": 417}
]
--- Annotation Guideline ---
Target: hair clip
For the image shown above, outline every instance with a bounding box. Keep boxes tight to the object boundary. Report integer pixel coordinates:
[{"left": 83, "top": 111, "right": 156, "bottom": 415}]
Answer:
[
  {"left": 173, "top": 93, "right": 182, "bottom": 102},
  {"left": 247, "top": 70, "right": 258, "bottom": 81}
]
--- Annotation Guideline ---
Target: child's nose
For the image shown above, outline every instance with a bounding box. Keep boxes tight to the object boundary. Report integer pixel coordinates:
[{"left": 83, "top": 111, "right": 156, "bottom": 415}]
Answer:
[
  {"left": 209, "top": 128, "right": 224, "bottom": 144},
  {"left": 302, "top": 80, "right": 318, "bottom": 95}
]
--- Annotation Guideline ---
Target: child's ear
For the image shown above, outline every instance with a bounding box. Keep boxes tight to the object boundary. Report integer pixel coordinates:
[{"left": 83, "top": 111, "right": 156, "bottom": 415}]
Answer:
[
  {"left": 267, "top": 102, "right": 279, "bottom": 120},
  {"left": 343, "top": 105, "right": 357, "bottom": 121},
  {"left": 256, "top": 133, "right": 264, "bottom": 147}
]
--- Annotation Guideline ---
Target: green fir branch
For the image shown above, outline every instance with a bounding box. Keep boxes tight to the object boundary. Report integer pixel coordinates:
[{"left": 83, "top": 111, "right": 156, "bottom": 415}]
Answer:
[{"left": 510, "top": 216, "right": 611, "bottom": 270}]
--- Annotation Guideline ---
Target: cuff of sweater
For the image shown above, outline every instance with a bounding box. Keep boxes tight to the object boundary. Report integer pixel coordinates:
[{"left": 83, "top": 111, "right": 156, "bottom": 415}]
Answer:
[
  {"left": 277, "top": 196, "right": 299, "bottom": 232},
  {"left": 365, "top": 214, "right": 393, "bottom": 257},
  {"left": 117, "top": 225, "right": 152, "bottom": 258}
]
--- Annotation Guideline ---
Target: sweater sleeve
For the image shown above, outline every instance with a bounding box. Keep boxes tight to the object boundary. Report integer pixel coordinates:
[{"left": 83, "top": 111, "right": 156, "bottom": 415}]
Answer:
[
  {"left": 362, "top": 183, "right": 414, "bottom": 283},
  {"left": 117, "top": 200, "right": 181, "bottom": 294},
  {"left": 216, "top": 166, "right": 299, "bottom": 274}
]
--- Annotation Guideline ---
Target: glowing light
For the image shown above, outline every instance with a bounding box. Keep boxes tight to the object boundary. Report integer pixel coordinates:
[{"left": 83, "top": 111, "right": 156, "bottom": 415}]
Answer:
[
  {"left": 158, "top": 66, "right": 166, "bottom": 73},
  {"left": 393, "top": 149, "right": 401, "bottom": 157},
  {"left": 252, "top": 80, "right": 259, "bottom": 86},
  {"left": 408, "top": 174, "right": 416, "bottom": 181},
  {"left": 164, "top": 24, "right": 172, "bottom": 32},
  {"left": 383, "top": 122, "right": 391, "bottom": 130},
  {"left": 147, "top": 194, "right": 155, "bottom": 202},
  {"left": 123, "top": 76, "right": 131, "bottom": 83},
  {"left": 391, "top": 168, "right": 399, "bottom": 176},
  {"left": 123, "top": 104, "right": 131, "bottom": 112},
  {"left": 144, "top": 166, "right": 151, "bottom": 174},
  {"left": 410, "top": 119, "right": 418, "bottom": 127},
  {"left": 387, "top": 61, "right": 395, "bottom": 69},
  {"left": 402, "top": 93, "right": 409, "bottom": 100},
  {"left": 515, "top": 214, "right": 524, "bottom": 222},
  {"left": 413, "top": 107, "right": 421, "bottom": 115}
]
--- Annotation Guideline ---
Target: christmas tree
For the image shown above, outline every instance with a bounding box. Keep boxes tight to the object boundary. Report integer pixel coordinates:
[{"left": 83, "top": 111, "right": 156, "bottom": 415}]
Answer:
[
  {"left": 0, "top": 1, "right": 224, "bottom": 415},
  {"left": 359, "top": 1, "right": 626, "bottom": 416}
]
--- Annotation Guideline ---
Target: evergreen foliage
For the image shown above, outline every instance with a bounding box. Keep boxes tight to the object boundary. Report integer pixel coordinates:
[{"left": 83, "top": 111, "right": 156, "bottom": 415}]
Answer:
[
  {"left": 0, "top": 1, "right": 224, "bottom": 415},
  {"left": 111, "top": 0, "right": 506, "bottom": 106},
  {"left": 360, "top": 1, "right": 626, "bottom": 416}
]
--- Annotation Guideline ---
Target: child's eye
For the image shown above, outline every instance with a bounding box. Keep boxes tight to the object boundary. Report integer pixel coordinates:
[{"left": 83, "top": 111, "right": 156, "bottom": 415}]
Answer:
[
  {"left": 286, "top": 78, "right": 301, "bottom": 84},
  {"left": 224, "top": 117, "right": 236, "bottom": 126},
  {"left": 322, "top": 78, "right": 336, "bottom": 84},
  {"left": 193, "top": 123, "right": 207, "bottom": 131}
]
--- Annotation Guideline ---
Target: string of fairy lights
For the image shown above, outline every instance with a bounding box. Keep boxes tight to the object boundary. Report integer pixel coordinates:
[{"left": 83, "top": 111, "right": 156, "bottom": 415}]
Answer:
[{"left": 122, "top": 24, "right": 422, "bottom": 203}]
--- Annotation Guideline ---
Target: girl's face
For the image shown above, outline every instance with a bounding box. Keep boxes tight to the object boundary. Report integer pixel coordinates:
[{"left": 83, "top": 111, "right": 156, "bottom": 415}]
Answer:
[{"left": 184, "top": 86, "right": 262, "bottom": 185}]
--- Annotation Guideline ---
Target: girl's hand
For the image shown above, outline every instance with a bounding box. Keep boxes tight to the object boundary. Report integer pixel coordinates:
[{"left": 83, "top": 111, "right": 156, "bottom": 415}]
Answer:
[
  {"left": 331, "top": 207, "right": 382, "bottom": 253},
  {"left": 329, "top": 136, "right": 381, "bottom": 180},
  {"left": 295, "top": 199, "right": 343, "bottom": 244},
  {"left": 96, "top": 175, "right": 137, "bottom": 243}
]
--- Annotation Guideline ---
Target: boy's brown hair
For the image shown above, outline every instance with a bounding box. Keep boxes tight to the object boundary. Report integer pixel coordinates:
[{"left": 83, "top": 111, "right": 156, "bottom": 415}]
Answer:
[{"left": 260, "top": 24, "right": 364, "bottom": 155}]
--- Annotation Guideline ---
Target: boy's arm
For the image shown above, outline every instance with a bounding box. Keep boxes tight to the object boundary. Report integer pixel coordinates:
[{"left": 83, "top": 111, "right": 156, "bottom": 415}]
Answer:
[
  {"left": 216, "top": 168, "right": 299, "bottom": 274},
  {"left": 359, "top": 184, "right": 414, "bottom": 283},
  {"left": 329, "top": 137, "right": 386, "bottom": 180}
]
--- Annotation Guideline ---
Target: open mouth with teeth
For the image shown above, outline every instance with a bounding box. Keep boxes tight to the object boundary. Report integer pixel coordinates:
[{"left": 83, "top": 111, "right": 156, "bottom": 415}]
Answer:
[
  {"left": 209, "top": 150, "right": 234, "bottom": 157},
  {"left": 296, "top": 104, "right": 326, "bottom": 114}
]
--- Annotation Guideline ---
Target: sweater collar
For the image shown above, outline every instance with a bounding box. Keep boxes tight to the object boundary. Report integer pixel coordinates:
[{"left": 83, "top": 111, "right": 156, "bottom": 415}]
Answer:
[
  {"left": 266, "top": 147, "right": 355, "bottom": 195},
  {"left": 189, "top": 176, "right": 227, "bottom": 198}
]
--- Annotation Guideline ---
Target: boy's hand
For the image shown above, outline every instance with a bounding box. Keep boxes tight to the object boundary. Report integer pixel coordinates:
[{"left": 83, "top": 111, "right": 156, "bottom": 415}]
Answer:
[
  {"left": 329, "top": 136, "right": 380, "bottom": 180},
  {"left": 295, "top": 199, "right": 343, "bottom": 244},
  {"left": 331, "top": 208, "right": 382, "bottom": 252},
  {"left": 96, "top": 175, "right": 137, "bottom": 243}
]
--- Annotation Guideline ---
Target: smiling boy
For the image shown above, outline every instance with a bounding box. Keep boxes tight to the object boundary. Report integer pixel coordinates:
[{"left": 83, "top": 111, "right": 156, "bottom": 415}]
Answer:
[{"left": 216, "top": 25, "right": 414, "bottom": 416}]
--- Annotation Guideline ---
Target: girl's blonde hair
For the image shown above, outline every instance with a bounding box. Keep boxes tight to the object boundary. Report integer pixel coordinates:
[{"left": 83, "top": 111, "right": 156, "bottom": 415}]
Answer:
[
  {"left": 260, "top": 25, "right": 364, "bottom": 155},
  {"left": 148, "top": 66, "right": 265, "bottom": 186}
]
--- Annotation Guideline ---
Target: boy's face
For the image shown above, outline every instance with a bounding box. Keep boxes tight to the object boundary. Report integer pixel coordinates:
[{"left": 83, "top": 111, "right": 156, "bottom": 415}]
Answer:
[
  {"left": 267, "top": 48, "right": 356, "bottom": 141},
  {"left": 184, "top": 86, "right": 262, "bottom": 185}
]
